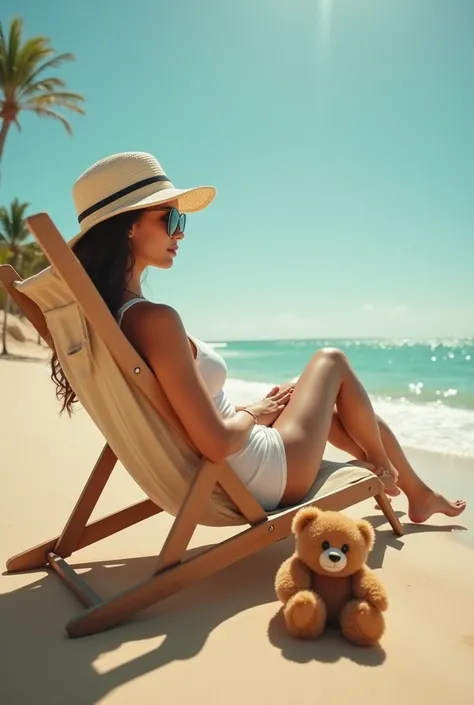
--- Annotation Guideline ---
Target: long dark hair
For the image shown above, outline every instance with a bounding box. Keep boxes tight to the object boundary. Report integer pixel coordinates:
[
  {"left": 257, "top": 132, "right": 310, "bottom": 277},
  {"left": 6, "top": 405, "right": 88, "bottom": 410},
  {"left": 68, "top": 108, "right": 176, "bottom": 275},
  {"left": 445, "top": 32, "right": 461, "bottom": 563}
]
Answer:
[{"left": 50, "top": 209, "right": 144, "bottom": 416}]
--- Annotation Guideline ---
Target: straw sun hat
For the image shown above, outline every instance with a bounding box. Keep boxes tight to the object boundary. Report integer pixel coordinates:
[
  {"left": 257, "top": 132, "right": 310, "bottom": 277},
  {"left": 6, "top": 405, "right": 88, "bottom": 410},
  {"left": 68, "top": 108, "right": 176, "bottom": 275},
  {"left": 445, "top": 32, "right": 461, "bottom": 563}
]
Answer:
[{"left": 69, "top": 151, "right": 217, "bottom": 246}]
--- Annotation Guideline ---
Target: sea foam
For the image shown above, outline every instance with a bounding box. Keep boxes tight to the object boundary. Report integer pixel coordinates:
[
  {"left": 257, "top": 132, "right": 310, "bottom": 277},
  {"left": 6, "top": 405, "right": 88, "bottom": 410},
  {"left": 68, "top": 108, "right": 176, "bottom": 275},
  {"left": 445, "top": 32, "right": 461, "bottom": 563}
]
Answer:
[{"left": 224, "top": 377, "right": 474, "bottom": 459}]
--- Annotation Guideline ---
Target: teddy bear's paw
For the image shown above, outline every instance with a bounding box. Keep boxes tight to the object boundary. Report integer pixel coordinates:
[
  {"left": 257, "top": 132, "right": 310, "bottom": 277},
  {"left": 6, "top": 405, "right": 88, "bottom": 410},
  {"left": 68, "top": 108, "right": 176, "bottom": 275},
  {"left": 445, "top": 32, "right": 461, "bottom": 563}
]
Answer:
[
  {"left": 283, "top": 590, "right": 327, "bottom": 639},
  {"left": 340, "top": 599, "right": 385, "bottom": 647}
]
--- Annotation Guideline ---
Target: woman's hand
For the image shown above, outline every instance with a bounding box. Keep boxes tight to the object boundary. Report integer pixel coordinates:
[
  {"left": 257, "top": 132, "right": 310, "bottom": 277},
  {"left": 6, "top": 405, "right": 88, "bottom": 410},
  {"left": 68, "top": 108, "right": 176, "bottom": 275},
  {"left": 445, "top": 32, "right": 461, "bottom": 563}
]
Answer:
[{"left": 243, "top": 383, "right": 295, "bottom": 426}]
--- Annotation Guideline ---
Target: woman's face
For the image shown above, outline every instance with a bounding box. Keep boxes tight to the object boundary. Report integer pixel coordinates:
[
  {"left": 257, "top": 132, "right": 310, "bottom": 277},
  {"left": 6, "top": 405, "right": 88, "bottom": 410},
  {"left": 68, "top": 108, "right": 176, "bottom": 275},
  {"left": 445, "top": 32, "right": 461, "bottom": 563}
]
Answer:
[{"left": 130, "top": 203, "right": 185, "bottom": 270}]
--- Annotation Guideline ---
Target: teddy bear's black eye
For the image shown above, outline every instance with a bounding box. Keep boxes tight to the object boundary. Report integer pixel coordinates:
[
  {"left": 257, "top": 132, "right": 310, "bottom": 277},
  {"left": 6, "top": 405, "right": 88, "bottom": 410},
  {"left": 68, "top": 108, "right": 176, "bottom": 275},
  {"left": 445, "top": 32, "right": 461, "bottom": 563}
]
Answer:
[
  {"left": 322, "top": 540, "right": 330, "bottom": 550},
  {"left": 341, "top": 544, "right": 349, "bottom": 553}
]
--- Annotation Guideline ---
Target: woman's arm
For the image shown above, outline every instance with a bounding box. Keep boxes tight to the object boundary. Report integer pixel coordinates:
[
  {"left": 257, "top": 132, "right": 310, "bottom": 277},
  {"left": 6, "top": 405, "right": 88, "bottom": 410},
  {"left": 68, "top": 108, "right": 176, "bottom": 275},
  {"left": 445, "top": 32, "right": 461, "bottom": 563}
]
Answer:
[
  {"left": 236, "top": 383, "right": 295, "bottom": 426},
  {"left": 122, "top": 302, "right": 257, "bottom": 463}
]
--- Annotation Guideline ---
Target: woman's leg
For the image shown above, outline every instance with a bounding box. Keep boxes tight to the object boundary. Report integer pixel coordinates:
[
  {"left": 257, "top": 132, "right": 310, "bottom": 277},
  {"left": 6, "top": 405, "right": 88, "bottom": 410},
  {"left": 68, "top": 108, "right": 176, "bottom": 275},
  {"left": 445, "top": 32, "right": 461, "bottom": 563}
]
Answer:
[
  {"left": 273, "top": 348, "right": 399, "bottom": 506},
  {"left": 327, "top": 409, "right": 367, "bottom": 459},
  {"left": 329, "top": 410, "right": 466, "bottom": 522}
]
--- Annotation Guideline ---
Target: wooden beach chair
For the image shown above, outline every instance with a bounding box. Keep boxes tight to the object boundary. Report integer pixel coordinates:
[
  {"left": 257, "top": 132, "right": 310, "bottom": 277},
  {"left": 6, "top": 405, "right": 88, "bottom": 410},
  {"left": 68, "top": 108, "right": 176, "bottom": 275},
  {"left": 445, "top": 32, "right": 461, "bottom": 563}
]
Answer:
[{"left": 0, "top": 213, "right": 403, "bottom": 638}]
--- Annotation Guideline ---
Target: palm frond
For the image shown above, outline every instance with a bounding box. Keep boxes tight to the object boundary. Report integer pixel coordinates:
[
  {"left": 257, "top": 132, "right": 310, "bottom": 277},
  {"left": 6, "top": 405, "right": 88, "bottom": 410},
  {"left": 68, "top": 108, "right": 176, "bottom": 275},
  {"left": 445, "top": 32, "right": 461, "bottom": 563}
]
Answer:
[
  {"left": 18, "top": 76, "right": 66, "bottom": 97},
  {"left": 0, "top": 18, "right": 6, "bottom": 50},
  {"left": 0, "top": 208, "right": 14, "bottom": 240},
  {"left": 0, "top": 198, "right": 30, "bottom": 245},
  {"left": 7, "top": 17, "right": 22, "bottom": 79},
  {"left": 22, "top": 92, "right": 85, "bottom": 114},
  {"left": 0, "top": 242, "right": 13, "bottom": 265},
  {"left": 14, "top": 38, "right": 55, "bottom": 86},
  {"left": 18, "top": 242, "right": 49, "bottom": 278},
  {"left": 23, "top": 105, "right": 72, "bottom": 134},
  {"left": 19, "top": 51, "right": 76, "bottom": 90},
  {"left": 0, "top": 22, "right": 7, "bottom": 85}
]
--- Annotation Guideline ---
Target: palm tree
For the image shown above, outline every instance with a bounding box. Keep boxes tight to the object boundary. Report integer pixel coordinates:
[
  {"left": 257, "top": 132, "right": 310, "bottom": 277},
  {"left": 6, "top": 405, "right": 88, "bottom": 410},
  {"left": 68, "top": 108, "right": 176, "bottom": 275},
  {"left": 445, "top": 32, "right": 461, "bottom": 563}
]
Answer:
[
  {"left": 0, "top": 198, "right": 35, "bottom": 355},
  {"left": 21, "top": 241, "right": 48, "bottom": 278},
  {"left": 0, "top": 16, "right": 85, "bottom": 164}
]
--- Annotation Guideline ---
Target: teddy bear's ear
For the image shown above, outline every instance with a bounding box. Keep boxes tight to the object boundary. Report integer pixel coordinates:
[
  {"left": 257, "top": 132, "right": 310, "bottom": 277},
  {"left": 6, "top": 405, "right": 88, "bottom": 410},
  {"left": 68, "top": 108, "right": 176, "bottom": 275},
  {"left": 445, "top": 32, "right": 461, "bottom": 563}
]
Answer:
[
  {"left": 357, "top": 519, "right": 375, "bottom": 550},
  {"left": 291, "top": 507, "right": 320, "bottom": 535}
]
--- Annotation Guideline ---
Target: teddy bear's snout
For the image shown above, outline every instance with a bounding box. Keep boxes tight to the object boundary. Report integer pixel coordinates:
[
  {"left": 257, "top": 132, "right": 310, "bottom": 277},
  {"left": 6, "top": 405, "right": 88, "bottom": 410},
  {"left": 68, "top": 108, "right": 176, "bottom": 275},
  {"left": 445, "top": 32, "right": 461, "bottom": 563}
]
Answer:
[{"left": 319, "top": 546, "right": 348, "bottom": 572}]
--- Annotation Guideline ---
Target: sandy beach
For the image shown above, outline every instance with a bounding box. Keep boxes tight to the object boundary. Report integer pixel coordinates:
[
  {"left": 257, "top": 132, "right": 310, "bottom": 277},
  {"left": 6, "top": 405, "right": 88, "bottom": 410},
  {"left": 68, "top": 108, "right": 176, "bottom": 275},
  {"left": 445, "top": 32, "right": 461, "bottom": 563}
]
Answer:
[
  {"left": 1, "top": 1, "right": 472, "bottom": 703},
  {"left": 1, "top": 355, "right": 473, "bottom": 705}
]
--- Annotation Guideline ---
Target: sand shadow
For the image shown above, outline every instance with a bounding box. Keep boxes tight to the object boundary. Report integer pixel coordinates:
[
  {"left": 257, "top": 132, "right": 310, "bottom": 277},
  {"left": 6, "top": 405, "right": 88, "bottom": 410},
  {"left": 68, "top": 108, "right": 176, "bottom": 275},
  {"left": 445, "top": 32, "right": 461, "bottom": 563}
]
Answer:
[
  {"left": 0, "top": 352, "right": 48, "bottom": 363},
  {"left": 2, "top": 511, "right": 465, "bottom": 704},
  {"left": 0, "top": 537, "right": 295, "bottom": 705},
  {"left": 267, "top": 608, "right": 386, "bottom": 666},
  {"left": 362, "top": 510, "right": 467, "bottom": 569}
]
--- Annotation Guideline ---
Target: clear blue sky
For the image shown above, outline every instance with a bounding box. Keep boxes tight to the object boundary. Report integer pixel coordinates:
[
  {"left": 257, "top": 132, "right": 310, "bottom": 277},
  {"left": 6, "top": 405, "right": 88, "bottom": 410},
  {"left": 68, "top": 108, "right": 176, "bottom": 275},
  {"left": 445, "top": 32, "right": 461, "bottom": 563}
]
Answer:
[{"left": 2, "top": 0, "right": 473, "bottom": 340}]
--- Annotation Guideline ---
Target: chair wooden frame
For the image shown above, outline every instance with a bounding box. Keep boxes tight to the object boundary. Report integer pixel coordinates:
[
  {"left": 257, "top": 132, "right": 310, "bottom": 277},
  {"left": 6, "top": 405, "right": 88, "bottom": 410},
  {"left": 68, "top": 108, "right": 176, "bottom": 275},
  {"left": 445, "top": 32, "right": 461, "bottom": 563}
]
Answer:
[{"left": 0, "top": 213, "right": 403, "bottom": 639}]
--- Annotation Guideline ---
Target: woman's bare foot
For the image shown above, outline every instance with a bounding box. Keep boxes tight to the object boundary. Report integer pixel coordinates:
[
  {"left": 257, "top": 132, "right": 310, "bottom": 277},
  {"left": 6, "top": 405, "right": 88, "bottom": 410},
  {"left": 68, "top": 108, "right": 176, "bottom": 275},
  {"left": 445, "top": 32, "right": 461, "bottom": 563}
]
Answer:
[
  {"left": 379, "top": 460, "right": 401, "bottom": 496},
  {"left": 408, "top": 491, "right": 467, "bottom": 524},
  {"left": 380, "top": 476, "right": 402, "bottom": 497},
  {"left": 348, "top": 459, "right": 401, "bottom": 496}
]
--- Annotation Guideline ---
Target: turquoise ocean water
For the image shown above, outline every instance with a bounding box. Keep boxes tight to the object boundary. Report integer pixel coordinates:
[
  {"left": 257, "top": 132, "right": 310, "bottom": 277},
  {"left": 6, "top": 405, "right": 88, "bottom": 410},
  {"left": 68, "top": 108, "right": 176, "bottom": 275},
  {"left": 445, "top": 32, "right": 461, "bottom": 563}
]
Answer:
[{"left": 210, "top": 338, "right": 474, "bottom": 458}]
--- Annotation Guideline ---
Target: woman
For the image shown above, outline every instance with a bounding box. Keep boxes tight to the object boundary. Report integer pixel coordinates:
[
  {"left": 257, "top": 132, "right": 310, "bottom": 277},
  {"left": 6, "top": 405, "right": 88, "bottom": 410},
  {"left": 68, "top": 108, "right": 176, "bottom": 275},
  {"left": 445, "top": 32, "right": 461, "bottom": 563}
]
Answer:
[{"left": 53, "top": 151, "right": 466, "bottom": 521}]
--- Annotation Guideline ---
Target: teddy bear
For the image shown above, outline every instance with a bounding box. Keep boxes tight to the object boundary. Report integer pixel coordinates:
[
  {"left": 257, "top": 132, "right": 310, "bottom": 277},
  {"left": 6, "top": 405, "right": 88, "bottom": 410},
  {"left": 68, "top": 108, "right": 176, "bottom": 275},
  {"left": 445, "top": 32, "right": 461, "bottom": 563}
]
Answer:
[{"left": 275, "top": 507, "right": 388, "bottom": 647}]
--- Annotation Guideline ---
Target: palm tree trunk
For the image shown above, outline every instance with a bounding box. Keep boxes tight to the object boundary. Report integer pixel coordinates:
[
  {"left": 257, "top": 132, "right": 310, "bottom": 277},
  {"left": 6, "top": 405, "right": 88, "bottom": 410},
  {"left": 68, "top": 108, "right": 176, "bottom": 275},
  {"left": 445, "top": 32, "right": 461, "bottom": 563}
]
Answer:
[
  {"left": 1, "top": 292, "right": 10, "bottom": 356},
  {"left": 0, "top": 119, "right": 12, "bottom": 165},
  {"left": 0, "top": 118, "right": 12, "bottom": 165}
]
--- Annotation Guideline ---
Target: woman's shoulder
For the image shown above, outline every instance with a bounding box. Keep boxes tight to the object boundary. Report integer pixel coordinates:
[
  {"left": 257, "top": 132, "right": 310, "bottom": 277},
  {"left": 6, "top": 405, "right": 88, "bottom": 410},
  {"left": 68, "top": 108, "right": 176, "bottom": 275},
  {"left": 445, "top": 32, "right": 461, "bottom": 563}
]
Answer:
[
  {"left": 120, "top": 300, "right": 187, "bottom": 352},
  {"left": 120, "top": 299, "right": 180, "bottom": 323}
]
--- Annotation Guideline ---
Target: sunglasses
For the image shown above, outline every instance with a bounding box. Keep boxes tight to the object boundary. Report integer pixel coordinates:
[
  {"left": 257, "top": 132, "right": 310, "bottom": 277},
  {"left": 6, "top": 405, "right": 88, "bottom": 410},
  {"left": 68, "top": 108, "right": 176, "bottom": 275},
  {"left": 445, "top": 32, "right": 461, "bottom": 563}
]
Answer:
[{"left": 165, "top": 207, "right": 186, "bottom": 236}]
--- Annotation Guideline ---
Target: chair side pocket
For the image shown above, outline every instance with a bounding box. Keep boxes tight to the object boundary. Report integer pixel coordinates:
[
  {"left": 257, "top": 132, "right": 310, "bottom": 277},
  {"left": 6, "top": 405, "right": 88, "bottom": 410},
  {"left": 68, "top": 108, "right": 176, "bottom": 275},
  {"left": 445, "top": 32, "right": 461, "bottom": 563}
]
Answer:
[{"left": 45, "top": 302, "right": 92, "bottom": 378}]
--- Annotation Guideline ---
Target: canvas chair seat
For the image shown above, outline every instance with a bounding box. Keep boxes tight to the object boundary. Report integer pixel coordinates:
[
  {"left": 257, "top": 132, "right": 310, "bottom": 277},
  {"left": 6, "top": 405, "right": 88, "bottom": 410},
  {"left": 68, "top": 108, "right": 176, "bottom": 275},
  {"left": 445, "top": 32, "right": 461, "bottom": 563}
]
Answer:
[{"left": 14, "top": 266, "right": 373, "bottom": 527}]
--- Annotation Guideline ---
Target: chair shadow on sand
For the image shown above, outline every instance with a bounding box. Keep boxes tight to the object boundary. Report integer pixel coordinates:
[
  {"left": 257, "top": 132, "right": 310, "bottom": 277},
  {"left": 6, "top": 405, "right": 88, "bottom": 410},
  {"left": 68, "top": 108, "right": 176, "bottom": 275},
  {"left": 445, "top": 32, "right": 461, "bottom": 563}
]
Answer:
[
  {"left": 0, "top": 352, "right": 48, "bottom": 363},
  {"left": 0, "top": 513, "right": 467, "bottom": 705}
]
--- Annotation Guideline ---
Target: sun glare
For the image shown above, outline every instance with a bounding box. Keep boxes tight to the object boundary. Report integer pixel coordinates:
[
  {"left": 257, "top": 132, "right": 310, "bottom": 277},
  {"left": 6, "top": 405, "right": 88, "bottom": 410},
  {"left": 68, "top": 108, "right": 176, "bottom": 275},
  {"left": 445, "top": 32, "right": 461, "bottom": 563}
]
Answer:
[{"left": 317, "top": 0, "right": 334, "bottom": 55}]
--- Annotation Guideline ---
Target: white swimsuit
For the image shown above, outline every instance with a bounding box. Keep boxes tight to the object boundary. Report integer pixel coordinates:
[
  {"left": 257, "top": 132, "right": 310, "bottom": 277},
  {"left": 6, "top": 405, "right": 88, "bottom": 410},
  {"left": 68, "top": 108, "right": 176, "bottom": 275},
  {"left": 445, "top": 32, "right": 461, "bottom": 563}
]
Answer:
[{"left": 117, "top": 299, "right": 288, "bottom": 510}]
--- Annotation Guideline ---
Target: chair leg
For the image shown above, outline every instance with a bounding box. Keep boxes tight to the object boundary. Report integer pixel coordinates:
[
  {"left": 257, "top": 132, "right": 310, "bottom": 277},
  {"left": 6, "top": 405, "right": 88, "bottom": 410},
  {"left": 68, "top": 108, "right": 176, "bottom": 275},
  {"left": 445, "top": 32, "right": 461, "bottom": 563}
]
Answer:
[
  {"left": 375, "top": 492, "right": 404, "bottom": 535},
  {"left": 47, "top": 553, "right": 102, "bottom": 608},
  {"left": 154, "top": 461, "right": 220, "bottom": 573},
  {"left": 6, "top": 499, "right": 161, "bottom": 572},
  {"left": 54, "top": 444, "right": 117, "bottom": 556}
]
